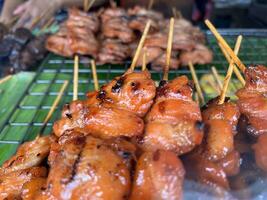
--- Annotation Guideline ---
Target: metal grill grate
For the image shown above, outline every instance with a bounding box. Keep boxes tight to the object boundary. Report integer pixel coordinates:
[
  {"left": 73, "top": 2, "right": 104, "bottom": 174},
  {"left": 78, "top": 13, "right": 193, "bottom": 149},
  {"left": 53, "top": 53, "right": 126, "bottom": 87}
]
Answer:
[{"left": 0, "top": 29, "right": 267, "bottom": 164}]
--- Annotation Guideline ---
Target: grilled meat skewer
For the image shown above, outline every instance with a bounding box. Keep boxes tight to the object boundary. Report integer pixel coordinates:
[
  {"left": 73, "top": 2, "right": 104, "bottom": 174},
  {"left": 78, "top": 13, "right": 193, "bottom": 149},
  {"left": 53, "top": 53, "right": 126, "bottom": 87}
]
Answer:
[{"left": 141, "top": 76, "right": 204, "bottom": 155}]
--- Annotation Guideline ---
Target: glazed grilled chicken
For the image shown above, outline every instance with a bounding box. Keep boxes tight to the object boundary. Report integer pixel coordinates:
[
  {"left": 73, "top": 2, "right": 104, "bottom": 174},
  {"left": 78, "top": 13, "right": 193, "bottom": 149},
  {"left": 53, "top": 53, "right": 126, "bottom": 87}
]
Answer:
[
  {"left": 142, "top": 76, "right": 204, "bottom": 155},
  {"left": 0, "top": 135, "right": 56, "bottom": 176},
  {"left": 236, "top": 65, "right": 267, "bottom": 136},
  {"left": 0, "top": 167, "right": 47, "bottom": 200},
  {"left": 201, "top": 97, "right": 240, "bottom": 162},
  {"left": 53, "top": 70, "right": 156, "bottom": 138},
  {"left": 130, "top": 150, "right": 185, "bottom": 200},
  {"left": 183, "top": 153, "right": 230, "bottom": 193},
  {"left": 39, "top": 133, "right": 131, "bottom": 200}
]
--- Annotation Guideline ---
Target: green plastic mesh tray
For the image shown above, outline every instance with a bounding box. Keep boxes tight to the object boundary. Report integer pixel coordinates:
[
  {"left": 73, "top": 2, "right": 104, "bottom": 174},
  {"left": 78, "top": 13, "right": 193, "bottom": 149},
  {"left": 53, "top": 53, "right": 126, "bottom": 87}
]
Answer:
[{"left": 0, "top": 29, "right": 267, "bottom": 165}]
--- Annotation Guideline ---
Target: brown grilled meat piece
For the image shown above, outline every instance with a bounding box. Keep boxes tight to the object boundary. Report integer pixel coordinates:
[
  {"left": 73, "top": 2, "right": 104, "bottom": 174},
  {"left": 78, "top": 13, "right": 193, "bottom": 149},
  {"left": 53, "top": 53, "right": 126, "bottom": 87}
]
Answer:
[
  {"left": 128, "top": 6, "right": 164, "bottom": 21},
  {"left": 100, "top": 7, "right": 128, "bottom": 23},
  {"left": 184, "top": 153, "right": 229, "bottom": 191},
  {"left": 127, "top": 6, "right": 163, "bottom": 33},
  {"left": 54, "top": 104, "right": 144, "bottom": 139},
  {"left": 21, "top": 177, "right": 47, "bottom": 200},
  {"left": 236, "top": 65, "right": 267, "bottom": 136},
  {"left": 151, "top": 51, "right": 180, "bottom": 71},
  {"left": 252, "top": 134, "right": 267, "bottom": 172},
  {"left": 67, "top": 8, "right": 100, "bottom": 33},
  {"left": 145, "top": 32, "right": 196, "bottom": 51},
  {"left": 201, "top": 97, "right": 240, "bottom": 162},
  {"left": 0, "top": 135, "right": 56, "bottom": 176},
  {"left": 142, "top": 76, "right": 204, "bottom": 155},
  {"left": 202, "top": 97, "right": 240, "bottom": 133},
  {"left": 179, "top": 43, "right": 213, "bottom": 66},
  {"left": 40, "top": 133, "right": 130, "bottom": 200},
  {"left": 130, "top": 150, "right": 185, "bottom": 200},
  {"left": 45, "top": 34, "right": 73, "bottom": 57},
  {"left": 135, "top": 47, "right": 163, "bottom": 67},
  {"left": 102, "top": 17, "right": 135, "bottom": 43},
  {"left": 0, "top": 167, "right": 47, "bottom": 200},
  {"left": 98, "top": 39, "right": 131, "bottom": 64},
  {"left": 216, "top": 150, "right": 240, "bottom": 177}
]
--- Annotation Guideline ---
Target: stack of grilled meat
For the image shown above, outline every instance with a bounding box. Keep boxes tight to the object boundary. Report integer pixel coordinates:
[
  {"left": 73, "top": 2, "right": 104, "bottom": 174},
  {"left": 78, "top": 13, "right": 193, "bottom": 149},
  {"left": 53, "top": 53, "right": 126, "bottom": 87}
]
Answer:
[
  {"left": 0, "top": 24, "right": 48, "bottom": 75},
  {"left": 0, "top": 64, "right": 266, "bottom": 199},
  {"left": 46, "top": 6, "right": 212, "bottom": 70}
]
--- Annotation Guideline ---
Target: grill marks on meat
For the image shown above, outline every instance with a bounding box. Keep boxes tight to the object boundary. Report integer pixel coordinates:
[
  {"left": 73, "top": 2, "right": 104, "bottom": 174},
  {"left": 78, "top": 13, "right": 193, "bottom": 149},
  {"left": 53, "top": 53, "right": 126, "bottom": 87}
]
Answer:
[
  {"left": 46, "top": 8, "right": 99, "bottom": 57},
  {"left": 53, "top": 70, "right": 156, "bottom": 138},
  {"left": 0, "top": 135, "right": 56, "bottom": 176},
  {"left": 130, "top": 150, "right": 185, "bottom": 200},
  {"left": 142, "top": 76, "right": 204, "bottom": 155},
  {"left": 40, "top": 133, "right": 131, "bottom": 200},
  {"left": 236, "top": 65, "right": 267, "bottom": 136}
]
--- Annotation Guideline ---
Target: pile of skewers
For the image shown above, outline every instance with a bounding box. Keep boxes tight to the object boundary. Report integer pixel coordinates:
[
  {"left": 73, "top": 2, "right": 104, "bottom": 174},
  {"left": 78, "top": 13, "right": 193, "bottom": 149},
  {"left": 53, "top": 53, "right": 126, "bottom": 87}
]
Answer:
[
  {"left": 0, "top": 18, "right": 266, "bottom": 200},
  {"left": 46, "top": 5, "right": 212, "bottom": 71}
]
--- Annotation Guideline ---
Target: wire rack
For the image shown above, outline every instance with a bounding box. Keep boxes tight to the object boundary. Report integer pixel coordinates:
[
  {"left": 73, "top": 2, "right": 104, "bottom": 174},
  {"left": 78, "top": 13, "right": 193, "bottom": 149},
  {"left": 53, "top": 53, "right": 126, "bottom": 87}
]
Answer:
[{"left": 0, "top": 29, "right": 267, "bottom": 164}]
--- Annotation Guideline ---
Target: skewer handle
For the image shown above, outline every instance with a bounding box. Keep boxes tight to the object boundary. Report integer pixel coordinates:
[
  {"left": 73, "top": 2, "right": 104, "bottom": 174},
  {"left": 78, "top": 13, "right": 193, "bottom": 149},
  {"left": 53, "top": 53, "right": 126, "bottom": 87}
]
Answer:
[
  {"left": 188, "top": 62, "right": 205, "bottom": 105},
  {"left": 130, "top": 20, "right": 151, "bottom": 71},
  {"left": 40, "top": 80, "right": 69, "bottom": 135},
  {"left": 205, "top": 20, "right": 246, "bottom": 72},
  {"left": 218, "top": 43, "right": 246, "bottom": 86},
  {"left": 163, "top": 17, "right": 175, "bottom": 81},
  {"left": 211, "top": 66, "right": 223, "bottom": 91},
  {"left": 0, "top": 75, "right": 12, "bottom": 85},
  {"left": 142, "top": 48, "right": 147, "bottom": 71},
  {"left": 218, "top": 35, "right": 243, "bottom": 105},
  {"left": 73, "top": 55, "right": 79, "bottom": 101},
  {"left": 91, "top": 59, "right": 99, "bottom": 91}
]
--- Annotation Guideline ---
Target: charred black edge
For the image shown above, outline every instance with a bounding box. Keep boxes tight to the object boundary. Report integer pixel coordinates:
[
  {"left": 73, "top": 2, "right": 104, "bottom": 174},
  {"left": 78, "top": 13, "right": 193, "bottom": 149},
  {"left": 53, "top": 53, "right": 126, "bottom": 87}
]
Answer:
[
  {"left": 195, "top": 121, "right": 205, "bottom": 131},
  {"left": 112, "top": 77, "right": 125, "bottom": 93},
  {"left": 66, "top": 136, "right": 86, "bottom": 184}
]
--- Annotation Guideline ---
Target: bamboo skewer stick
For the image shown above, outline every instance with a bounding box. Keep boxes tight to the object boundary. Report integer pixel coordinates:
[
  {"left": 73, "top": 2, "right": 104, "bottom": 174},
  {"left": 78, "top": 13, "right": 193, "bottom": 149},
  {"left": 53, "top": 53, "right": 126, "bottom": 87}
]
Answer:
[
  {"left": 218, "top": 43, "right": 246, "bottom": 86},
  {"left": 142, "top": 48, "right": 147, "bottom": 71},
  {"left": 207, "top": 78, "right": 221, "bottom": 95},
  {"left": 148, "top": 0, "right": 154, "bottom": 9},
  {"left": 38, "top": 80, "right": 69, "bottom": 137},
  {"left": 211, "top": 66, "right": 223, "bottom": 91},
  {"left": 86, "top": 0, "right": 97, "bottom": 12},
  {"left": 163, "top": 17, "right": 174, "bottom": 81},
  {"left": 91, "top": 59, "right": 99, "bottom": 91},
  {"left": 205, "top": 20, "right": 246, "bottom": 72},
  {"left": 0, "top": 75, "right": 12, "bottom": 84},
  {"left": 188, "top": 62, "right": 205, "bottom": 105},
  {"left": 73, "top": 55, "right": 79, "bottom": 101},
  {"left": 218, "top": 35, "right": 243, "bottom": 105},
  {"left": 40, "top": 18, "right": 54, "bottom": 32},
  {"left": 84, "top": 0, "right": 89, "bottom": 11},
  {"left": 130, "top": 20, "right": 151, "bottom": 71}
]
